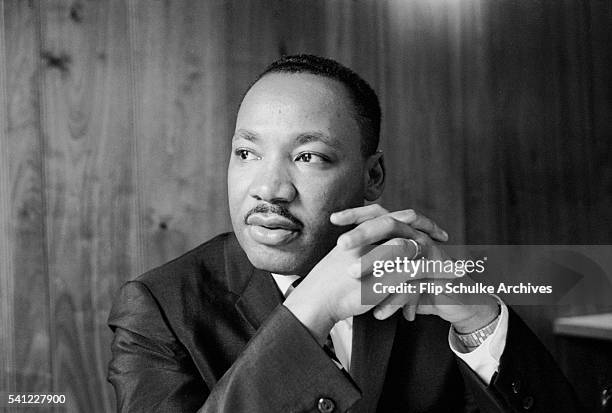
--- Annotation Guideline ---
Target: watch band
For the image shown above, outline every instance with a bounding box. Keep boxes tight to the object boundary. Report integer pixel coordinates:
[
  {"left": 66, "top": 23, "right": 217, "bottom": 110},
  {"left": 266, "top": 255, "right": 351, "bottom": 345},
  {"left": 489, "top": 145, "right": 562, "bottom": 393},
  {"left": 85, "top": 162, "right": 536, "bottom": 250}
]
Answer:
[{"left": 454, "top": 310, "right": 501, "bottom": 348}]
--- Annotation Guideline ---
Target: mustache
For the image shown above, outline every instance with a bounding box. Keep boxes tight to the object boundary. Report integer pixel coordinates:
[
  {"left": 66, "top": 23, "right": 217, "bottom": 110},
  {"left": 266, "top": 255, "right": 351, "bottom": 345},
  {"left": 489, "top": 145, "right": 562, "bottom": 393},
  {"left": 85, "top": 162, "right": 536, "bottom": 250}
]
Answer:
[{"left": 244, "top": 204, "right": 303, "bottom": 227}]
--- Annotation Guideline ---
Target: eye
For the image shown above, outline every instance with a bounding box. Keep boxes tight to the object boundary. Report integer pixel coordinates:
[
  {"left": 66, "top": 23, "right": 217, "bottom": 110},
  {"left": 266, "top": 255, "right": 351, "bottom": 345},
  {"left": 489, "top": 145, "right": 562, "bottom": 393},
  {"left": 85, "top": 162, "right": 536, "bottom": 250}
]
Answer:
[
  {"left": 234, "top": 149, "right": 260, "bottom": 161},
  {"left": 295, "top": 152, "right": 328, "bottom": 163}
]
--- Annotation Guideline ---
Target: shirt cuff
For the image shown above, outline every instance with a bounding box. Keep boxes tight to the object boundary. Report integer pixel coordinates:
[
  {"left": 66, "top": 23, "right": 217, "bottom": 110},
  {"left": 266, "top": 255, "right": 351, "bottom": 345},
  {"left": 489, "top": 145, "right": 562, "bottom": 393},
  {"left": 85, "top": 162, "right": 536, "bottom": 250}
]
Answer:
[{"left": 448, "top": 296, "right": 509, "bottom": 385}]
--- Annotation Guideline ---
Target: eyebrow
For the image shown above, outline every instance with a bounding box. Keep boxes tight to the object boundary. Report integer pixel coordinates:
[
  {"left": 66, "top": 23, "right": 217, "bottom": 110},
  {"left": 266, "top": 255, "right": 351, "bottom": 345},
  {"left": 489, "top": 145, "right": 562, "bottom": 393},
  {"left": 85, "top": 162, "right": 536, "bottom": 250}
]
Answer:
[
  {"left": 232, "top": 129, "right": 342, "bottom": 150},
  {"left": 232, "top": 129, "right": 258, "bottom": 142},
  {"left": 295, "top": 131, "right": 342, "bottom": 150}
]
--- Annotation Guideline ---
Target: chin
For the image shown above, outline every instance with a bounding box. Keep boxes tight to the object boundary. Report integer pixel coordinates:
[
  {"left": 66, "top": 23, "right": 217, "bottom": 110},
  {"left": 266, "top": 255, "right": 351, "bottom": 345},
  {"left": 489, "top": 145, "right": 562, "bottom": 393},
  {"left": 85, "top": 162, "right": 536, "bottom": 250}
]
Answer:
[{"left": 244, "top": 246, "right": 314, "bottom": 276}]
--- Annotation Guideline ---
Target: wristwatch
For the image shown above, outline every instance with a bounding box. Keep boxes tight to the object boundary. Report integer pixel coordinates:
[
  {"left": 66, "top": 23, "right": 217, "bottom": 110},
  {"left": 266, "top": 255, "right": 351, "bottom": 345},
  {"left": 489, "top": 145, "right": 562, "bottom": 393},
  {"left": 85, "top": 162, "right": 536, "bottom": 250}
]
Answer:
[{"left": 454, "top": 308, "right": 501, "bottom": 348}]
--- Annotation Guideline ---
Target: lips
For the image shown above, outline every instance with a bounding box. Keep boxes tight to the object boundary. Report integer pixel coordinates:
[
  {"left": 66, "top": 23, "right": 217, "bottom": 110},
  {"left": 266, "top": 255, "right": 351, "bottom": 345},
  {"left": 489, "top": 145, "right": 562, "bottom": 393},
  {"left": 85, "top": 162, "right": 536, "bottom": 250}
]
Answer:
[
  {"left": 246, "top": 213, "right": 301, "bottom": 246},
  {"left": 246, "top": 214, "right": 301, "bottom": 230}
]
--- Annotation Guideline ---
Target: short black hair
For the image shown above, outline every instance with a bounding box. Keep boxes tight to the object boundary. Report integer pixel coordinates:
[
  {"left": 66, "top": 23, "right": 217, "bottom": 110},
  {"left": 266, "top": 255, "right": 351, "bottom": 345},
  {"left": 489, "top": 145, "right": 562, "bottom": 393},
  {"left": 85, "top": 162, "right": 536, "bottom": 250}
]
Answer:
[{"left": 255, "top": 54, "right": 381, "bottom": 156}]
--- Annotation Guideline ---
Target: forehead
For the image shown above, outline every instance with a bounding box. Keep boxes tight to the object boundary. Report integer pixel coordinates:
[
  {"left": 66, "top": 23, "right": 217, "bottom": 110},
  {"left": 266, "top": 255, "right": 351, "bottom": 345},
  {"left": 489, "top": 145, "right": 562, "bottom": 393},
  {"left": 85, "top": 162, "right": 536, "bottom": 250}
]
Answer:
[{"left": 235, "top": 73, "right": 361, "bottom": 147}]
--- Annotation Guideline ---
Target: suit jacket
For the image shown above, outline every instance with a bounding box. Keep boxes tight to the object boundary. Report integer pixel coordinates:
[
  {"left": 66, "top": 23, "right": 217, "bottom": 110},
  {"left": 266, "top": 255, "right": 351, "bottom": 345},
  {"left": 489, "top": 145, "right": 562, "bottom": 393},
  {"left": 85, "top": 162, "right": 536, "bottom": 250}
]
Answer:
[{"left": 107, "top": 232, "right": 582, "bottom": 412}]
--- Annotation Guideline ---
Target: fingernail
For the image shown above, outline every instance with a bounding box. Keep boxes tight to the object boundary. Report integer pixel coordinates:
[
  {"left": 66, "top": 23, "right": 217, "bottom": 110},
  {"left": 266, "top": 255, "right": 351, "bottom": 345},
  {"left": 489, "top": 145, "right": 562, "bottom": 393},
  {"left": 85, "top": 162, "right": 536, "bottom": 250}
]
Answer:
[{"left": 442, "top": 230, "right": 448, "bottom": 240}]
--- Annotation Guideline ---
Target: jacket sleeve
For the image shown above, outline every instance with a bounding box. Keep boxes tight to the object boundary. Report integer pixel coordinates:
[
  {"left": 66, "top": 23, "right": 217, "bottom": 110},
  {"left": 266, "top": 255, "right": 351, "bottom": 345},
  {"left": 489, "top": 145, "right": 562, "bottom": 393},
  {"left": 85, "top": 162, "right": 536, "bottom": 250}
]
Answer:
[
  {"left": 107, "top": 281, "right": 360, "bottom": 413},
  {"left": 456, "top": 307, "right": 584, "bottom": 413}
]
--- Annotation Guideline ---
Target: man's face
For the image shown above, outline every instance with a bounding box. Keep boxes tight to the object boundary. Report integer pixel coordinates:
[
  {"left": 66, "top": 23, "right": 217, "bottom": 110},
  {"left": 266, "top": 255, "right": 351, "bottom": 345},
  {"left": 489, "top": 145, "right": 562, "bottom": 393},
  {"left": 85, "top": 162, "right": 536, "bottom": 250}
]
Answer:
[{"left": 228, "top": 73, "right": 368, "bottom": 275}]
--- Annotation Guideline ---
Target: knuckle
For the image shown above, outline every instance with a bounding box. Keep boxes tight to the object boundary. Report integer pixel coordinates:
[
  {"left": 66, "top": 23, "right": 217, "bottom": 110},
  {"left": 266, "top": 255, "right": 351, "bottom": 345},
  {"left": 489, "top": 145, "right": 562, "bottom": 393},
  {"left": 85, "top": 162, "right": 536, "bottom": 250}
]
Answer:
[
  {"left": 387, "top": 237, "right": 405, "bottom": 246},
  {"left": 346, "top": 230, "right": 361, "bottom": 242},
  {"left": 414, "top": 234, "right": 429, "bottom": 246},
  {"left": 413, "top": 237, "right": 431, "bottom": 256},
  {"left": 379, "top": 215, "right": 397, "bottom": 229},
  {"left": 370, "top": 203, "right": 388, "bottom": 215}
]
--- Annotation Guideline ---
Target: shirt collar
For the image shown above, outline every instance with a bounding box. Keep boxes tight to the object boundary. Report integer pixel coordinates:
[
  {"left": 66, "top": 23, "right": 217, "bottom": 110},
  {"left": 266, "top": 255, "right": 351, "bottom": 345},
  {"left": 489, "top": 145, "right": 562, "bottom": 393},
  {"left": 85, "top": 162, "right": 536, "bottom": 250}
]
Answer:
[{"left": 271, "top": 273, "right": 301, "bottom": 297}]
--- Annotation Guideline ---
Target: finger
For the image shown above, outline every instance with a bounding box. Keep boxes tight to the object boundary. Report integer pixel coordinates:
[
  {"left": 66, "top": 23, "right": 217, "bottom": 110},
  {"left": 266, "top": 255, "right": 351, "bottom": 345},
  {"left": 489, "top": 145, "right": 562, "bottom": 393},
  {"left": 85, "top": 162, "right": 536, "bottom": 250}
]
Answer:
[
  {"left": 414, "top": 294, "right": 459, "bottom": 314},
  {"left": 373, "top": 304, "right": 403, "bottom": 320},
  {"left": 332, "top": 206, "right": 449, "bottom": 243},
  {"left": 415, "top": 304, "right": 436, "bottom": 315},
  {"left": 374, "top": 289, "right": 421, "bottom": 320},
  {"left": 338, "top": 215, "right": 430, "bottom": 250},
  {"left": 359, "top": 241, "right": 461, "bottom": 282},
  {"left": 330, "top": 204, "right": 388, "bottom": 226},
  {"left": 413, "top": 294, "right": 436, "bottom": 315},
  {"left": 402, "top": 304, "right": 417, "bottom": 321},
  {"left": 388, "top": 210, "right": 448, "bottom": 242},
  {"left": 350, "top": 238, "right": 419, "bottom": 279}
]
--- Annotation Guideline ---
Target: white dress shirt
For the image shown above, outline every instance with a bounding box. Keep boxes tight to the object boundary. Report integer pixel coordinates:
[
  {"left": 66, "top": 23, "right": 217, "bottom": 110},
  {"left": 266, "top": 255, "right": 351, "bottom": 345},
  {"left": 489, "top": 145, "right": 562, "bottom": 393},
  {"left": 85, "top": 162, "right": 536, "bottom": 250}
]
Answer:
[{"left": 272, "top": 273, "right": 508, "bottom": 385}]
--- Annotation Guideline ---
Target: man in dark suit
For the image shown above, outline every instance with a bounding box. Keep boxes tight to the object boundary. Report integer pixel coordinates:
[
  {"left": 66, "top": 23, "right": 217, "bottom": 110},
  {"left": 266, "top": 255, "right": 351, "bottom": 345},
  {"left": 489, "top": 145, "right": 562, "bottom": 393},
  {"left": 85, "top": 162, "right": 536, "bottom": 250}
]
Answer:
[{"left": 107, "top": 55, "right": 582, "bottom": 412}]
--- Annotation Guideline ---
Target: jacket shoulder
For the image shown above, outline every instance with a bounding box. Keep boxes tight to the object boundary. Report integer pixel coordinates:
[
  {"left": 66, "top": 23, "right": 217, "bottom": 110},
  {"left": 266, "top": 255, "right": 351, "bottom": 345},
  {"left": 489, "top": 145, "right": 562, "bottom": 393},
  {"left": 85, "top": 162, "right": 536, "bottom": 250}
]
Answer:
[{"left": 133, "top": 232, "right": 244, "bottom": 302}]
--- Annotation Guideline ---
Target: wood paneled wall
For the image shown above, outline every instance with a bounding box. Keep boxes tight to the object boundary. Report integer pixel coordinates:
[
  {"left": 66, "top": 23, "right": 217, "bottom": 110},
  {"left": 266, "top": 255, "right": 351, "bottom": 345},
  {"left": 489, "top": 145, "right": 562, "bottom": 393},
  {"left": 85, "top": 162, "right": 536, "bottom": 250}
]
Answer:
[{"left": 1, "top": 1, "right": 610, "bottom": 411}]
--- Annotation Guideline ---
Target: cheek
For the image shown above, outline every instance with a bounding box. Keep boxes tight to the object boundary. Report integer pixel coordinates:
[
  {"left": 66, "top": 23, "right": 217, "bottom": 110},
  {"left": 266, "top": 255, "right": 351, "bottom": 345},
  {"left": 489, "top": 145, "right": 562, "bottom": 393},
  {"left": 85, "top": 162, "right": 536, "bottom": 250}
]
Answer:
[
  {"left": 300, "top": 171, "right": 364, "bottom": 216},
  {"left": 227, "top": 169, "right": 250, "bottom": 212}
]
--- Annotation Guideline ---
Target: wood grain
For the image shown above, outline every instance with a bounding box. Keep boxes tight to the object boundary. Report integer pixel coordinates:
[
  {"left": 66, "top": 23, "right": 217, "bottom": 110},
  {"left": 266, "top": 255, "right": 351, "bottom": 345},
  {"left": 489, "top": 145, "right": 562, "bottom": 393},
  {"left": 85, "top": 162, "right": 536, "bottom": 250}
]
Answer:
[
  {"left": 38, "top": 0, "right": 137, "bottom": 410},
  {"left": 588, "top": 0, "right": 612, "bottom": 245},
  {"left": 0, "top": 0, "right": 16, "bottom": 397},
  {"left": 377, "top": 0, "right": 468, "bottom": 242},
  {"left": 129, "top": 0, "right": 233, "bottom": 270},
  {"left": 2, "top": 1, "right": 53, "bottom": 404}
]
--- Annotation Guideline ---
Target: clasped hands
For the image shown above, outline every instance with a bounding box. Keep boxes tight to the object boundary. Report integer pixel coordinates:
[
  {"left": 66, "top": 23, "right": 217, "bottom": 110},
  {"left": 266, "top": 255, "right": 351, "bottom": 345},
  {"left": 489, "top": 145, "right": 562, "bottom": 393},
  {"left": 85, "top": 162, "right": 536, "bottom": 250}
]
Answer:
[{"left": 283, "top": 204, "right": 499, "bottom": 345}]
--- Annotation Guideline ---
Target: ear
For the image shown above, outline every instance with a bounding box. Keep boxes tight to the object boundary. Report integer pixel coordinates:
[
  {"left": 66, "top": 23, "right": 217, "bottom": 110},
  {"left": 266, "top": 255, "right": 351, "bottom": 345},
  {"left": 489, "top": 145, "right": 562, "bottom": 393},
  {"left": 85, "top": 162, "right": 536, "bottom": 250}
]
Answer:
[{"left": 364, "top": 150, "right": 385, "bottom": 201}]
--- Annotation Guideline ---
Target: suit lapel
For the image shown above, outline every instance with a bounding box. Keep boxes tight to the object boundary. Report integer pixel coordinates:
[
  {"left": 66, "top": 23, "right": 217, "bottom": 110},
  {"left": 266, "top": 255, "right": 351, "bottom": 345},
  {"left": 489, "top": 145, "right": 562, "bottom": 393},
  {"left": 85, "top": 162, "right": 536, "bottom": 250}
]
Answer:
[
  {"left": 235, "top": 267, "right": 283, "bottom": 333},
  {"left": 349, "top": 311, "right": 399, "bottom": 413},
  {"left": 224, "top": 234, "right": 283, "bottom": 332}
]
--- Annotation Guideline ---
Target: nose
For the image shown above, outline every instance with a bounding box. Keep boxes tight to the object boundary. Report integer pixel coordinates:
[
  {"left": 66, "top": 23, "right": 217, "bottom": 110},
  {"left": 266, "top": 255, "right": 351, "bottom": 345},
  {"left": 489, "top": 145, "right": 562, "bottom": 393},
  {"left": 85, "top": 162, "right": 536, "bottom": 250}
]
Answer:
[{"left": 248, "top": 159, "right": 297, "bottom": 203}]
